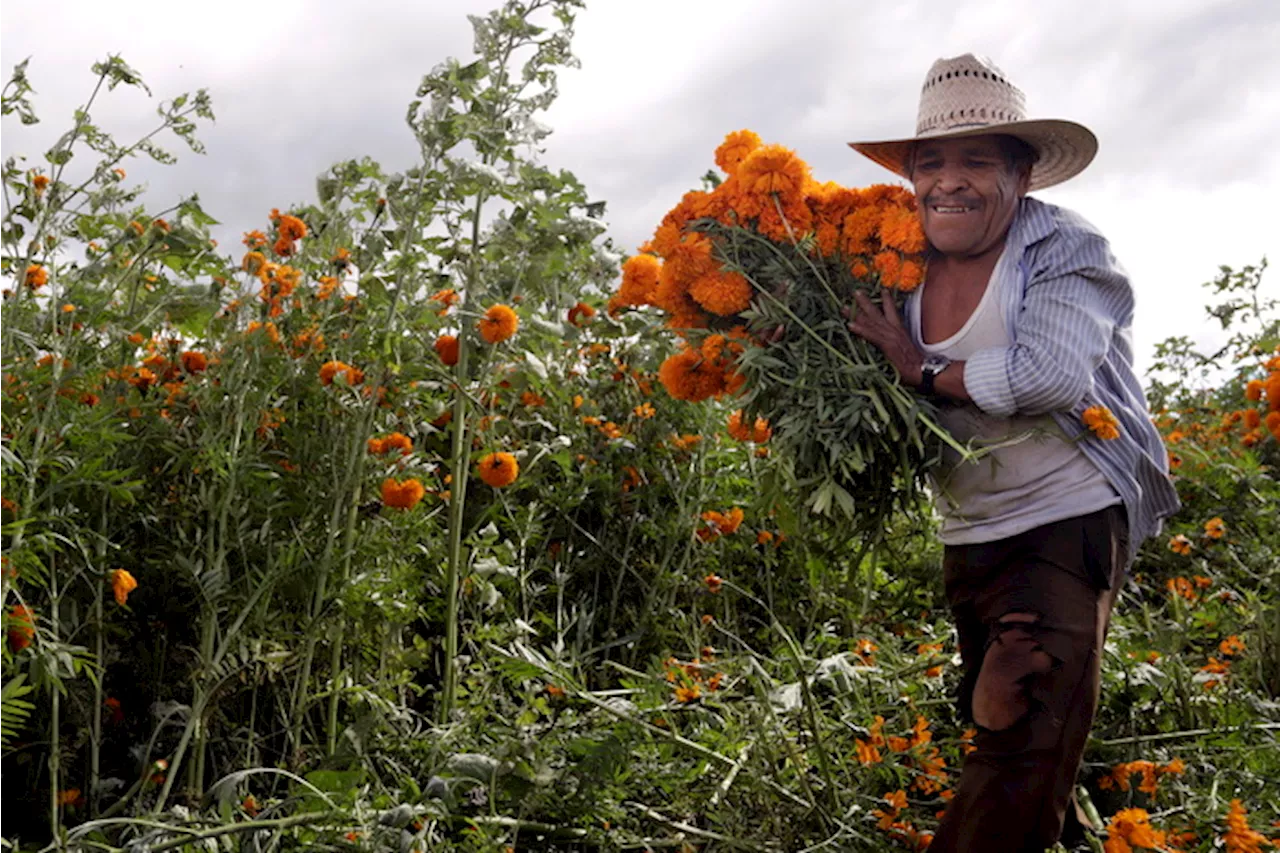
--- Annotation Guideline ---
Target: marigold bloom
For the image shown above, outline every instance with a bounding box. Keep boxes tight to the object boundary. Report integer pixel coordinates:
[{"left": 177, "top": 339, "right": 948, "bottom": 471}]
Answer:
[
  {"left": 319, "top": 360, "right": 363, "bottom": 386},
  {"left": 736, "top": 144, "right": 810, "bottom": 201},
  {"left": 110, "top": 569, "right": 138, "bottom": 606},
  {"left": 715, "top": 129, "right": 763, "bottom": 176},
  {"left": 32, "top": 173, "right": 50, "bottom": 194},
  {"left": 674, "top": 684, "right": 702, "bottom": 703},
  {"left": 180, "top": 351, "right": 208, "bottom": 374},
  {"left": 7, "top": 604, "right": 35, "bottom": 651},
  {"left": 615, "top": 254, "right": 662, "bottom": 309},
  {"left": 1104, "top": 807, "right": 1168, "bottom": 852},
  {"left": 1245, "top": 379, "right": 1264, "bottom": 401},
  {"left": 380, "top": 477, "right": 425, "bottom": 510},
  {"left": 478, "top": 304, "right": 519, "bottom": 344},
  {"left": 243, "top": 230, "right": 268, "bottom": 249},
  {"left": 1203, "top": 516, "right": 1226, "bottom": 540},
  {"left": 24, "top": 264, "right": 48, "bottom": 289},
  {"left": 658, "top": 347, "right": 726, "bottom": 402},
  {"left": 476, "top": 451, "right": 519, "bottom": 487},
  {"left": 1168, "top": 534, "right": 1192, "bottom": 555},
  {"left": 688, "top": 270, "right": 752, "bottom": 316},
  {"left": 633, "top": 402, "right": 656, "bottom": 419},
  {"left": 566, "top": 301, "right": 596, "bottom": 326},
  {"left": 704, "top": 573, "right": 723, "bottom": 594},
  {"left": 1083, "top": 405, "right": 1121, "bottom": 440},
  {"left": 128, "top": 220, "right": 145, "bottom": 236},
  {"left": 1219, "top": 635, "right": 1245, "bottom": 657},
  {"left": 1266, "top": 410, "right": 1280, "bottom": 440},
  {"left": 272, "top": 236, "right": 295, "bottom": 257},
  {"left": 855, "top": 738, "right": 883, "bottom": 765},
  {"left": 277, "top": 214, "right": 308, "bottom": 241},
  {"left": 1222, "top": 799, "right": 1269, "bottom": 853},
  {"left": 431, "top": 334, "right": 459, "bottom": 367}
]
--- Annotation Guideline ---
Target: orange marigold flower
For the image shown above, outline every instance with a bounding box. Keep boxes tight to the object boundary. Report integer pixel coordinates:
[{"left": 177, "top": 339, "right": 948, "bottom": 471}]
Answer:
[
  {"left": 243, "top": 230, "right": 268, "bottom": 249},
  {"left": 110, "top": 569, "right": 138, "bottom": 606},
  {"left": 1219, "top": 635, "right": 1245, "bottom": 657},
  {"left": 855, "top": 738, "right": 883, "bottom": 765},
  {"left": 1244, "top": 379, "right": 1264, "bottom": 401},
  {"left": 476, "top": 451, "right": 519, "bottom": 487},
  {"left": 434, "top": 334, "right": 459, "bottom": 366},
  {"left": 380, "top": 477, "right": 426, "bottom": 510},
  {"left": 319, "top": 360, "right": 363, "bottom": 386},
  {"left": 242, "top": 251, "right": 267, "bottom": 275},
  {"left": 32, "top": 173, "right": 50, "bottom": 193},
  {"left": 56, "top": 788, "right": 83, "bottom": 808},
  {"left": 520, "top": 390, "right": 546, "bottom": 407},
  {"left": 24, "top": 264, "right": 48, "bottom": 289},
  {"left": 615, "top": 254, "right": 662, "bottom": 309},
  {"left": 1203, "top": 516, "right": 1226, "bottom": 540},
  {"left": 128, "top": 220, "right": 145, "bottom": 236},
  {"left": 277, "top": 214, "right": 308, "bottom": 241},
  {"left": 1168, "top": 534, "right": 1192, "bottom": 555},
  {"left": 736, "top": 144, "right": 810, "bottom": 201},
  {"left": 715, "top": 129, "right": 762, "bottom": 176},
  {"left": 180, "top": 351, "right": 208, "bottom": 374},
  {"left": 704, "top": 573, "right": 723, "bottom": 594},
  {"left": 379, "top": 432, "right": 413, "bottom": 456},
  {"left": 1222, "top": 799, "right": 1270, "bottom": 853},
  {"left": 272, "top": 236, "right": 295, "bottom": 257},
  {"left": 1083, "top": 405, "right": 1121, "bottom": 440},
  {"left": 545, "top": 684, "right": 566, "bottom": 699},
  {"left": 152, "top": 218, "right": 170, "bottom": 233},
  {"left": 1266, "top": 410, "right": 1280, "bottom": 440},
  {"left": 658, "top": 347, "right": 726, "bottom": 402},
  {"left": 7, "top": 604, "right": 35, "bottom": 651},
  {"left": 674, "top": 684, "right": 702, "bottom": 703},
  {"left": 633, "top": 402, "right": 656, "bottom": 419},
  {"left": 879, "top": 204, "right": 926, "bottom": 254},
  {"left": 567, "top": 301, "right": 596, "bottom": 326},
  {"left": 478, "top": 304, "right": 519, "bottom": 344},
  {"left": 1105, "top": 807, "right": 1168, "bottom": 852},
  {"left": 688, "top": 270, "right": 752, "bottom": 316}
]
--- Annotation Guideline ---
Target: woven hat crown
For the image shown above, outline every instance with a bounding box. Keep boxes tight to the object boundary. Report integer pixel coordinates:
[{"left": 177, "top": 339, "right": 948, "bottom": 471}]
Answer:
[
  {"left": 916, "top": 55, "right": 1028, "bottom": 136},
  {"left": 847, "top": 53, "right": 1099, "bottom": 192}
]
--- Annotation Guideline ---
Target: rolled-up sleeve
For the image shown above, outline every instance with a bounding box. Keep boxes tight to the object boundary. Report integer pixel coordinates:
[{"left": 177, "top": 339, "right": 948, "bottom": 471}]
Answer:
[{"left": 965, "top": 230, "right": 1134, "bottom": 417}]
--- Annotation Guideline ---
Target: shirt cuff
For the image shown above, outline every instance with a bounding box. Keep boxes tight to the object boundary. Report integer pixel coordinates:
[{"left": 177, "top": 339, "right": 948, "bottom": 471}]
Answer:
[{"left": 964, "top": 347, "right": 1017, "bottom": 417}]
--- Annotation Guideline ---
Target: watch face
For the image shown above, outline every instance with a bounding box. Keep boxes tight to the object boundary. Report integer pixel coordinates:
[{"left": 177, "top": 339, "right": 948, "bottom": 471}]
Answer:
[{"left": 924, "top": 355, "right": 949, "bottom": 373}]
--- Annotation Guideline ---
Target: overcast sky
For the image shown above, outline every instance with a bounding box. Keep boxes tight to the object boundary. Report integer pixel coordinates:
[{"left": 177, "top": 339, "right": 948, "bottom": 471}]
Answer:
[{"left": 3, "top": 0, "right": 1278, "bottom": 379}]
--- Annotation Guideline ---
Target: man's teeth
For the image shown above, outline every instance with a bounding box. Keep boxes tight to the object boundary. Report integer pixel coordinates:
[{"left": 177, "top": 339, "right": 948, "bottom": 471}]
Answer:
[{"left": 933, "top": 206, "right": 969, "bottom": 213}]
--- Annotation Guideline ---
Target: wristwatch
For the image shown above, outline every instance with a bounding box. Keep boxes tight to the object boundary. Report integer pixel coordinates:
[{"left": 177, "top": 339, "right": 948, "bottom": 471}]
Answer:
[{"left": 918, "top": 354, "right": 951, "bottom": 398}]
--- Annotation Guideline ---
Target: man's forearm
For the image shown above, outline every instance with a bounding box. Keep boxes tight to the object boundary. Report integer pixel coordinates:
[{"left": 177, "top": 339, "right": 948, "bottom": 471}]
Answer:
[{"left": 932, "top": 361, "right": 972, "bottom": 403}]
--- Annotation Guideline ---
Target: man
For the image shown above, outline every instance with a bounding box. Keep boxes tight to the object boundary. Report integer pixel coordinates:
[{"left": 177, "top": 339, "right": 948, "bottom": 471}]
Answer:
[{"left": 845, "top": 54, "right": 1180, "bottom": 852}]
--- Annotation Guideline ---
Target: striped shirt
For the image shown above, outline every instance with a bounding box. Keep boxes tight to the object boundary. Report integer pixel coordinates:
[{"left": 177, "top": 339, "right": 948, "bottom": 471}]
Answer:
[{"left": 905, "top": 196, "right": 1181, "bottom": 562}]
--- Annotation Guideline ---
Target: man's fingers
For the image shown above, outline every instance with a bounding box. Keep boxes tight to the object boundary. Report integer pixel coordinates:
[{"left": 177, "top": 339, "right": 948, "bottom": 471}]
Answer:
[{"left": 881, "top": 289, "right": 906, "bottom": 329}]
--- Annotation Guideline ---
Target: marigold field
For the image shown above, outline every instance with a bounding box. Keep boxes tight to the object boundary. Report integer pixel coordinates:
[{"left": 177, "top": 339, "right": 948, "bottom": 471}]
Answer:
[{"left": 2, "top": 3, "right": 1278, "bottom": 851}]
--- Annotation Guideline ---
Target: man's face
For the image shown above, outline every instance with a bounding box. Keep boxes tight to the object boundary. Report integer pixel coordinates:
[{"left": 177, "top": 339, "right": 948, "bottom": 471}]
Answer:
[{"left": 909, "top": 135, "right": 1030, "bottom": 259}]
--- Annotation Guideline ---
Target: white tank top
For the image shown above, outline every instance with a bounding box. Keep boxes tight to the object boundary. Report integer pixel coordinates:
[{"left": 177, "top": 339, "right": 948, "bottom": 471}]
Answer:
[{"left": 915, "top": 255, "right": 1120, "bottom": 544}]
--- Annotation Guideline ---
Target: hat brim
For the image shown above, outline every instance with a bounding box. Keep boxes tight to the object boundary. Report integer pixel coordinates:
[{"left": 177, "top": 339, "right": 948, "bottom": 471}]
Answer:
[{"left": 848, "top": 119, "right": 1098, "bottom": 192}]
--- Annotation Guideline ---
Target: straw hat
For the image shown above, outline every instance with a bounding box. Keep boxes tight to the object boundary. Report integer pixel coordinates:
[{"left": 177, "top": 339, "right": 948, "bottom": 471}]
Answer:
[{"left": 848, "top": 54, "right": 1098, "bottom": 191}]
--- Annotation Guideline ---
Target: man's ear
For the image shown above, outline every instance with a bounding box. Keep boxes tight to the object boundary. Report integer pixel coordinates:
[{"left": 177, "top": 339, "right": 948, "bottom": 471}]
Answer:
[{"left": 1017, "top": 165, "right": 1032, "bottom": 196}]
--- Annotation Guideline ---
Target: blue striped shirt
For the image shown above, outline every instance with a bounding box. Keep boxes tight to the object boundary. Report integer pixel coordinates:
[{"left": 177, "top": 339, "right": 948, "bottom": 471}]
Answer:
[{"left": 905, "top": 196, "right": 1181, "bottom": 562}]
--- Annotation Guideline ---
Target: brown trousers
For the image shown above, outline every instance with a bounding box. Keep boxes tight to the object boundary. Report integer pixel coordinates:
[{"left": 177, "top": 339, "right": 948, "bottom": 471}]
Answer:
[{"left": 930, "top": 505, "right": 1128, "bottom": 853}]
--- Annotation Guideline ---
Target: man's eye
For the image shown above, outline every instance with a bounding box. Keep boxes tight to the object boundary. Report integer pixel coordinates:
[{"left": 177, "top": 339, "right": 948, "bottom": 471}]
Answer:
[{"left": 916, "top": 160, "right": 941, "bottom": 171}]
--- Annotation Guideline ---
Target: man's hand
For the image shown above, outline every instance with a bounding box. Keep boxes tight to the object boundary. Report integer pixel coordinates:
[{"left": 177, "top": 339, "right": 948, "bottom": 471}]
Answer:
[{"left": 847, "top": 290, "right": 924, "bottom": 386}]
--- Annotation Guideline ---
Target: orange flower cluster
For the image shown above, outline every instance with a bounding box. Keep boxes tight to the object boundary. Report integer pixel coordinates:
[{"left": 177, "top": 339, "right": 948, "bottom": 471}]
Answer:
[
  {"left": 1103, "top": 807, "right": 1172, "bottom": 852},
  {"left": 664, "top": 654, "right": 723, "bottom": 703},
  {"left": 429, "top": 288, "right": 460, "bottom": 316},
  {"left": 478, "top": 304, "right": 519, "bottom": 344},
  {"left": 611, "top": 130, "right": 926, "bottom": 327},
  {"left": 657, "top": 333, "right": 747, "bottom": 401},
  {"left": 871, "top": 789, "right": 933, "bottom": 851},
  {"left": 24, "top": 264, "right": 48, "bottom": 289},
  {"left": 1097, "top": 758, "right": 1185, "bottom": 798},
  {"left": 434, "top": 334, "right": 459, "bottom": 366},
  {"left": 1222, "top": 799, "right": 1272, "bottom": 853},
  {"left": 727, "top": 409, "right": 771, "bottom": 443},
  {"left": 1241, "top": 350, "right": 1280, "bottom": 443},
  {"left": 476, "top": 451, "right": 519, "bottom": 487},
  {"left": 269, "top": 209, "right": 308, "bottom": 257},
  {"left": 567, "top": 301, "right": 596, "bottom": 327},
  {"left": 1166, "top": 574, "right": 1211, "bottom": 602},
  {"left": 1084, "top": 405, "right": 1122, "bottom": 440},
  {"left": 697, "top": 507, "right": 744, "bottom": 542},
  {"left": 109, "top": 569, "right": 138, "bottom": 606},
  {"left": 368, "top": 432, "right": 413, "bottom": 457},
  {"left": 380, "top": 477, "right": 425, "bottom": 510},
  {"left": 319, "top": 360, "right": 364, "bottom": 386}
]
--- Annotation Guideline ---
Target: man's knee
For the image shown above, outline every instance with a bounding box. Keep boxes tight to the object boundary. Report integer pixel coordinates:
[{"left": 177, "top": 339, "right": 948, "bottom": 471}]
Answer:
[{"left": 972, "top": 612, "right": 1055, "bottom": 731}]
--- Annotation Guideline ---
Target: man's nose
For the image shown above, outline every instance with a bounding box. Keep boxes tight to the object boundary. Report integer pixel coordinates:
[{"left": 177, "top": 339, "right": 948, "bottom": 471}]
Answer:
[{"left": 934, "top": 164, "right": 970, "bottom": 193}]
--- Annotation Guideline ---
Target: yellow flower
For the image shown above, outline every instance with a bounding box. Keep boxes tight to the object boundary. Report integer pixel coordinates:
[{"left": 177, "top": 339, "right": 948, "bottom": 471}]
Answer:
[{"left": 1083, "top": 405, "right": 1121, "bottom": 440}]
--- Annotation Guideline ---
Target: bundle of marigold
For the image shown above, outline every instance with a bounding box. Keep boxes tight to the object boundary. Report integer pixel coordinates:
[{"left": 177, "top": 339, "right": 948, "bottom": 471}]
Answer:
[{"left": 611, "top": 130, "right": 962, "bottom": 525}]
